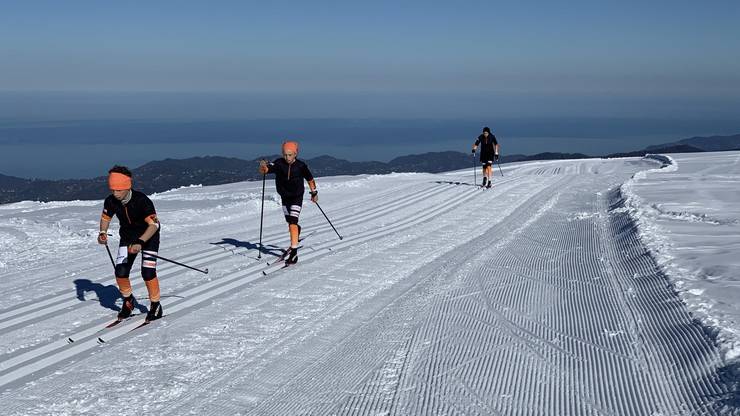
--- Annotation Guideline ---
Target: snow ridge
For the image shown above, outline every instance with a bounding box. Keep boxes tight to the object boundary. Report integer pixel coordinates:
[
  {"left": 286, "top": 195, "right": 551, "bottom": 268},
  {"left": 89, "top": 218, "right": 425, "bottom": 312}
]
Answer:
[{"left": 620, "top": 154, "right": 740, "bottom": 395}]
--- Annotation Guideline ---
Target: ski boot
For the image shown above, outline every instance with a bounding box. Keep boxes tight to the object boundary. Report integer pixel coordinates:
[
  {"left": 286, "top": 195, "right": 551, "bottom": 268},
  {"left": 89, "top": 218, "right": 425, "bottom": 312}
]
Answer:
[
  {"left": 486, "top": 180, "right": 492, "bottom": 189},
  {"left": 117, "top": 294, "right": 136, "bottom": 320},
  {"left": 285, "top": 247, "right": 298, "bottom": 265},
  {"left": 481, "top": 177, "right": 488, "bottom": 188},
  {"left": 146, "top": 301, "right": 163, "bottom": 322}
]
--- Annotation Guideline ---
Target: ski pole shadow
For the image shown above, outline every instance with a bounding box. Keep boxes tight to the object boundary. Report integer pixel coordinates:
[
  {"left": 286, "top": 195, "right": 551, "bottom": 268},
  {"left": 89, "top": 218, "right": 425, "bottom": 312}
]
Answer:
[
  {"left": 434, "top": 180, "right": 480, "bottom": 187},
  {"left": 211, "top": 238, "right": 283, "bottom": 257}
]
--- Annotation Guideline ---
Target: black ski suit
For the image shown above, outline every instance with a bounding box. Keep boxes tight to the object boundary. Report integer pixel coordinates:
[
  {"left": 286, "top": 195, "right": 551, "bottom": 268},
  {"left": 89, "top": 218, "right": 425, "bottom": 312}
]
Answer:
[
  {"left": 475, "top": 134, "right": 499, "bottom": 166},
  {"left": 102, "top": 190, "right": 160, "bottom": 279},
  {"left": 265, "top": 158, "right": 315, "bottom": 224}
]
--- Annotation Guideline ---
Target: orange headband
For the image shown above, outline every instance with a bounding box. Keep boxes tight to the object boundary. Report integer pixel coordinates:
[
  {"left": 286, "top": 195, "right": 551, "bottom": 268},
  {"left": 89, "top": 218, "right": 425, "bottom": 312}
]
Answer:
[
  {"left": 282, "top": 140, "right": 299, "bottom": 154},
  {"left": 108, "top": 172, "right": 132, "bottom": 191}
]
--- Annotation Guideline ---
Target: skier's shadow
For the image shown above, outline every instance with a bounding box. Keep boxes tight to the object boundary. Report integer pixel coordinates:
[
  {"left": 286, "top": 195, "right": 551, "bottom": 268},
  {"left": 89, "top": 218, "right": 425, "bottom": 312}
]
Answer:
[
  {"left": 211, "top": 238, "right": 283, "bottom": 257},
  {"left": 73, "top": 279, "right": 147, "bottom": 314}
]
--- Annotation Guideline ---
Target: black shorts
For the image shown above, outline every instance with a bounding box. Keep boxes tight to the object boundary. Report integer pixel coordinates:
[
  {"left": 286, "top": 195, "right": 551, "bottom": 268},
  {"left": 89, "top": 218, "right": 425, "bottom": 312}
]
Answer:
[
  {"left": 480, "top": 152, "right": 494, "bottom": 166},
  {"left": 281, "top": 195, "right": 303, "bottom": 224},
  {"left": 114, "top": 237, "right": 160, "bottom": 281}
]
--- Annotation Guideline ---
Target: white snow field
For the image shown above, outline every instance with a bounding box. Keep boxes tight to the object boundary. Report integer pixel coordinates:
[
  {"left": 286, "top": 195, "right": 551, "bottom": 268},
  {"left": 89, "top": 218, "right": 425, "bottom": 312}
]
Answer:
[{"left": 0, "top": 154, "right": 738, "bottom": 415}]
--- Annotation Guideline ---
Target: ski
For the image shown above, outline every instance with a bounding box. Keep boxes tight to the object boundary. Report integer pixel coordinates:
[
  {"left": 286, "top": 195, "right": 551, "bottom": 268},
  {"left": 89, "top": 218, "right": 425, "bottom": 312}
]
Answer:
[
  {"left": 266, "top": 250, "right": 289, "bottom": 266},
  {"left": 104, "top": 317, "right": 129, "bottom": 329},
  {"left": 266, "top": 245, "right": 303, "bottom": 266},
  {"left": 280, "top": 262, "right": 297, "bottom": 270},
  {"left": 66, "top": 315, "right": 138, "bottom": 343},
  {"left": 127, "top": 321, "right": 150, "bottom": 333},
  {"left": 298, "top": 230, "right": 314, "bottom": 242},
  {"left": 97, "top": 316, "right": 164, "bottom": 343},
  {"left": 262, "top": 259, "right": 297, "bottom": 275},
  {"left": 261, "top": 230, "right": 311, "bottom": 266}
]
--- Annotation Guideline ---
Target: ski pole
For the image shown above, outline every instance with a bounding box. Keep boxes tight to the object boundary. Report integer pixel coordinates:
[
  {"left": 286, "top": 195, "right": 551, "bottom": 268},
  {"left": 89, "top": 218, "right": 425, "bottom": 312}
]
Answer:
[
  {"left": 146, "top": 253, "right": 209, "bottom": 274},
  {"left": 257, "top": 173, "right": 266, "bottom": 259},
  {"left": 497, "top": 158, "right": 504, "bottom": 177},
  {"left": 472, "top": 152, "right": 477, "bottom": 185},
  {"left": 104, "top": 244, "right": 116, "bottom": 269},
  {"left": 315, "top": 202, "right": 343, "bottom": 240}
]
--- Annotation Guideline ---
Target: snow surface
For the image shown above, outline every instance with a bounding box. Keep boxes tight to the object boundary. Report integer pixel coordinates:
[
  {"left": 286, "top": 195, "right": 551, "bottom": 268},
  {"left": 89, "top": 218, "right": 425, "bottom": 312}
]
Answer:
[
  {"left": 620, "top": 152, "right": 740, "bottom": 369},
  {"left": 0, "top": 155, "right": 738, "bottom": 415}
]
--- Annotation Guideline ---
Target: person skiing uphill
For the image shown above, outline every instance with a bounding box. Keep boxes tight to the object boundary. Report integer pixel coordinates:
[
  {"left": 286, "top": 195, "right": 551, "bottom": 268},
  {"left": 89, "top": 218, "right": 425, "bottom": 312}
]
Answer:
[
  {"left": 259, "top": 140, "right": 318, "bottom": 265},
  {"left": 472, "top": 126, "right": 500, "bottom": 188},
  {"left": 97, "top": 165, "right": 163, "bottom": 322}
]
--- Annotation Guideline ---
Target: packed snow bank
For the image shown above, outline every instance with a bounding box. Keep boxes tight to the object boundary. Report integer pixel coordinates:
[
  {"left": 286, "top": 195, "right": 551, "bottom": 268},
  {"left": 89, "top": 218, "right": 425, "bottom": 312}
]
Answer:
[{"left": 620, "top": 151, "right": 740, "bottom": 369}]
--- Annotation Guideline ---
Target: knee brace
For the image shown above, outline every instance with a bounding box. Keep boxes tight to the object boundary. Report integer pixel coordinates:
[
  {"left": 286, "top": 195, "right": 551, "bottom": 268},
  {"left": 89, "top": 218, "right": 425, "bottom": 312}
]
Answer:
[
  {"left": 141, "top": 250, "right": 158, "bottom": 281},
  {"left": 141, "top": 267, "right": 157, "bottom": 281},
  {"left": 115, "top": 263, "right": 133, "bottom": 278},
  {"left": 285, "top": 215, "right": 299, "bottom": 225}
]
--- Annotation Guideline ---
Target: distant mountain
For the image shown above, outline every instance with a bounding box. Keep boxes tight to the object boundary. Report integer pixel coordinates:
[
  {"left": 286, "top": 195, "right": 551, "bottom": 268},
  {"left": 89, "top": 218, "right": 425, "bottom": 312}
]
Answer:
[
  {"left": 301, "top": 155, "right": 390, "bottom": 176},
  {"left": 605, "top": 133, "right": 740, "bottom": 158},
  {"left": 606, "top": 144, "right": 705, "bottom": 158},
  {"left": 645, "top": 133, "right": 740, "bottom": 152},
  {"left": 133, "top": 156, "right": 254, "bottom": 194},
  {"left": 0, "top": 174, "right": 101, "bottom": 204},
  {"left": 1, "top": 133, "right": 737, "bottom": 204},
  {"left": 0, "top": 151, "right": 593, "bottom": 204}
]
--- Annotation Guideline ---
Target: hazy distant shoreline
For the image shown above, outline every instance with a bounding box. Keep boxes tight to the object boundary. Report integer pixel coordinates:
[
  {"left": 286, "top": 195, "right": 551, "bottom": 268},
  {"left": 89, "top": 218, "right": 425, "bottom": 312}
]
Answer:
[{"left": 2, "top": 117, "right": 739, "bottom": 179}]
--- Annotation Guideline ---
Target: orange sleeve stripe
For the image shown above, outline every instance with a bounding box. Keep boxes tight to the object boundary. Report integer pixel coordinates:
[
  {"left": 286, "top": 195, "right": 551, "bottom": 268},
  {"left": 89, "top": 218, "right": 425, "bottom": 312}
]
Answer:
[{"left": 145, "top": 214, "right": 159, "bottom": 225}]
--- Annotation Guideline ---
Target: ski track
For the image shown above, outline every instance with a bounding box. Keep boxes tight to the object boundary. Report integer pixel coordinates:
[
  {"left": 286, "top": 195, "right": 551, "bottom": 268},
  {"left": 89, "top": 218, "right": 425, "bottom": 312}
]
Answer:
[
  {"left": 0, "top": 179, "right": 426, "bottom": 303},
  {"left": 0, "top": 159, "right": 736, "bottom": 415},
  {"left": 0, "top": 178, "right": 450, "bottom": 347},
  {"left": 0, "top": 177, "right": 491, "bottom": 379},
  {"left": 0, "top": 180, "right": 438, "bottom": 331},
  {"left": 0, "top": 171, "right": 523, "bottom": 385}
]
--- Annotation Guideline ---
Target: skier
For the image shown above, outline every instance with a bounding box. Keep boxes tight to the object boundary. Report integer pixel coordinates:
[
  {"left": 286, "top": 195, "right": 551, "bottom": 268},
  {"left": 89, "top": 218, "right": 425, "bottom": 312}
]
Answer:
[
  {"left": 258, "top": 140, "right": 318, "bottom": 265},
  {"left": 97, "top": 165, "right": 163, "bottom": 322},
  {"left": 472, "top": 126, "right": 500, "bottom": 188}
]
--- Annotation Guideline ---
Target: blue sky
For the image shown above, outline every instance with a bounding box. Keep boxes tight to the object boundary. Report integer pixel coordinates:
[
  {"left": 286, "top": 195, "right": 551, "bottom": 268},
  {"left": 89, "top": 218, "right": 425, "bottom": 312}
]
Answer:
[
  {"left": 1, "top": 1, "right": 740, "bottom": 179},
  {"left": 2, "top": 1, "right": 739, "bottom": 100}
]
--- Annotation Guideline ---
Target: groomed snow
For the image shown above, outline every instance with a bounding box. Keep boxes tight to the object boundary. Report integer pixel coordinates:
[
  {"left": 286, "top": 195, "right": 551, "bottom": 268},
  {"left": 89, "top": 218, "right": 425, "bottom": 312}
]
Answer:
[
  {"left": 621, "top": 151, "right": 740, "bottom": 370},
  {"left": 0, "top": 155, "right": 737, "bottom": 415}
]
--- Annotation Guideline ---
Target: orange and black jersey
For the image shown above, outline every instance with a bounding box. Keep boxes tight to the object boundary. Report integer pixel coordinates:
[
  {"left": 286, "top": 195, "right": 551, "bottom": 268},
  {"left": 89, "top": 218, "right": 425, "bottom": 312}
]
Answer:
[
  {"left": 102, "top": 190, "right": 160, "bottom": 244},
  {"left": 266, "top": 158, "right": 314, "bottom": 198}
]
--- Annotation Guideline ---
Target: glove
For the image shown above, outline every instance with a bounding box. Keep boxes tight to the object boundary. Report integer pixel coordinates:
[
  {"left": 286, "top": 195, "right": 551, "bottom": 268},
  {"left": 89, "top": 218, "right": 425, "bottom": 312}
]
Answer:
[
  {"left": 494, "top": 154, "right": 500, "bottom": 161},
  {"left": 471, "top": 148, "right": 476, "bottom": 154},
  {"left": 97, "top": 231, "right": 108, "bottom": 245},
  {"left": 310, "top": 190, "right": 318, "bottom": 203}
]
